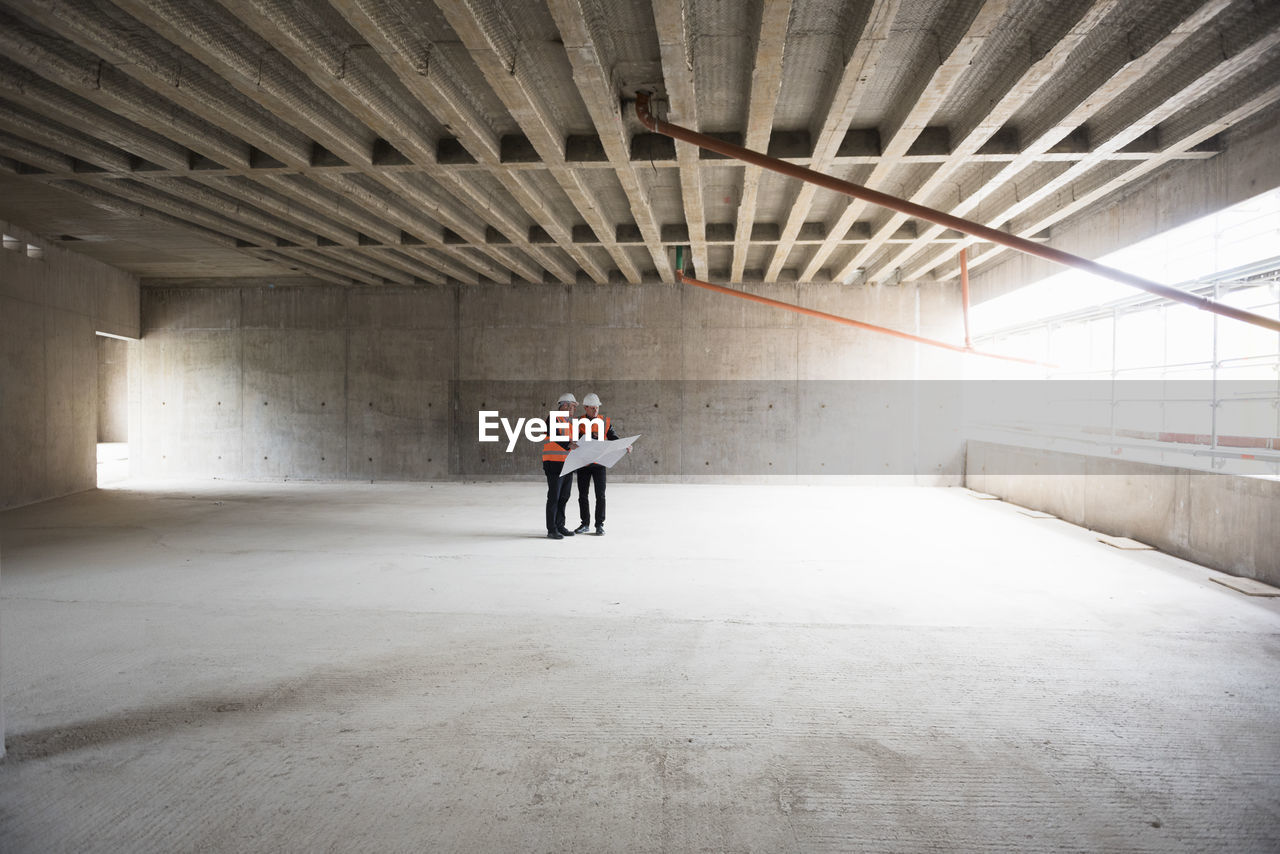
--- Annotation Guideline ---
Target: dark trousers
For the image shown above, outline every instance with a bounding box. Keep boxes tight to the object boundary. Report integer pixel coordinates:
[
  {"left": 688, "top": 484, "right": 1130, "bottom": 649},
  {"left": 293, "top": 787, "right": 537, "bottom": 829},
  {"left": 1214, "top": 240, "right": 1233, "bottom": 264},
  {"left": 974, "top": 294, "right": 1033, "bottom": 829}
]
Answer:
[
  {"left": 577, "top": 464, "right": 606, "bottom": 526},
  {"left": 543, "top": 460, "right": 573, "bottom": 533}
]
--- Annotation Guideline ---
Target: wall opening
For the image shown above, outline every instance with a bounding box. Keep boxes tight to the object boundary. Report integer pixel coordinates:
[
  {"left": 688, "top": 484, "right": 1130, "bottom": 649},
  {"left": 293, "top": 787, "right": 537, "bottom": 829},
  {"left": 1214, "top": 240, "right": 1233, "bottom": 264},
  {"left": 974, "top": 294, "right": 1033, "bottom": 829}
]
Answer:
[
  {"left": 964, "top": 188, "right": 1280, "bottom": 477},
  {"left": 96, "top": 332, "right": 133, "bottom": 487}
]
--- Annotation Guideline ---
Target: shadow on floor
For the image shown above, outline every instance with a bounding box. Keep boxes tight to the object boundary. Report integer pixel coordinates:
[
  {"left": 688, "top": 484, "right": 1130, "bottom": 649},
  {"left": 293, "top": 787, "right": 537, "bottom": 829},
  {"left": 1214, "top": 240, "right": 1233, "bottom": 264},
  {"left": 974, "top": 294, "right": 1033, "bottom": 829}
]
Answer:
[{"left": 1, "top": 655, "right": 420, "bottom": 764}]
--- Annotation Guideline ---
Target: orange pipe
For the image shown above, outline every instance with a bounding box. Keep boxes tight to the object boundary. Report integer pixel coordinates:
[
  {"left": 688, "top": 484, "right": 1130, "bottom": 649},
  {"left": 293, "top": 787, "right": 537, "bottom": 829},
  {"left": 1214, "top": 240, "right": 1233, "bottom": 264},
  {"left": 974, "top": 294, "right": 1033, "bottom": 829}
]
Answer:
[
  {"left": 959, "top": 249, "right": 973, "bottom": 349},
  {"left": 635, "top": 93, "right": 1280, "bottom": 335},
  {"left": 677, "top": 271, "right": 1053, "bottom": 367}
]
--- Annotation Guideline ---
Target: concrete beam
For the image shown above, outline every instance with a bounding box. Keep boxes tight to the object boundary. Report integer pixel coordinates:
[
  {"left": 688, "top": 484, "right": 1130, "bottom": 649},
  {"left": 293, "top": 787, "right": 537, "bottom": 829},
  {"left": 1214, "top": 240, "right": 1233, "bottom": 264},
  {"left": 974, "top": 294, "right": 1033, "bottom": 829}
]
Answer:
[
  {"left": 962, "top": 76, "right": 1280, "bottom": 279},
  {"left": 98, "top": 0, "right": 536, "bottom": 284},
  {"left": 797, "top": 0, "right": 1014, "bottom": 283},
  {"left": 763, "top": 0, "right": 902, "bottom": 282},
  {"left": 0, "top": 100, "right": 135, "bottom": 173},
  {"left": 8, "top": 0, "right": 312, "bottom": 167},
  {"left": 912, "top": 17, "right": 1280, "bottom": 281},
  {"left": 883, "top": 0, "right": 1238, "bottom": 283},
  {"left": 440, "top": 0, "right": 638, "bottom": 283},
  {"left": 730, "top": 0, "right": 792, "bottom": 283},
  {"left": 214, "top": 0, "right": 545, "bottom": 285},
  {"left": 547, "top": 0, "right": 676, "bottom": 282},
  {"left": 652, "top": 0, "right": 710, "bottom": 278},
  {"left": 0, "top": 9, "right": 249, "bottom": 168},
  {"left": 330, "top": 0, "right": 588, "bottom": 284},
  {"left": 832, "top": 0, "right": 1123, "bottom": 283}
]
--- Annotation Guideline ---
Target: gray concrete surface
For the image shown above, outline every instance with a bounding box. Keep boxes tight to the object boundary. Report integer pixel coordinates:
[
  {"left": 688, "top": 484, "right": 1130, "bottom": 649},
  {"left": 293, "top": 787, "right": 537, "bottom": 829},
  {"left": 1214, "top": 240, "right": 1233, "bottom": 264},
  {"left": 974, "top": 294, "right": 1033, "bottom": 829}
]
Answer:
[
  {"left": 0, "top": 220, "right": 139, "bottom": 510},
  {"left": 133, "top": 280, "right": 966, "bottom": 484},
  {"left": 967, "top": 441, "right": 1280, "bottom": 586},
  {"left": 4, "top": 1, "right": 1275, "bottom": 291},
  {"left": 1, "top": 481, "right": 1277, "bottom": 853}
]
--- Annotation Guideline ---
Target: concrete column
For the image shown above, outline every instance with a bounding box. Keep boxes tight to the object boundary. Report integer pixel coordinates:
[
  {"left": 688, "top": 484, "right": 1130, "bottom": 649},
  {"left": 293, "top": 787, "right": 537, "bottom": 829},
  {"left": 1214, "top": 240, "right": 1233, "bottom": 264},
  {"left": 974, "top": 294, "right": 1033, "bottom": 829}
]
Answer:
[{"left": 1, "top": 545, "right": 5, "bottom": 759}]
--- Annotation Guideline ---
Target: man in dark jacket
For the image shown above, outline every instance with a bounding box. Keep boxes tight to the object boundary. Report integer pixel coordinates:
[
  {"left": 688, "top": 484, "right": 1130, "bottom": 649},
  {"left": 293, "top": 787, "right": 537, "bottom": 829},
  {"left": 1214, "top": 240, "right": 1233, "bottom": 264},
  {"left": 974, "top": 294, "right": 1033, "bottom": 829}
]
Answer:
[{"left": 573, "top": 393, "right": 624, "bottom": 535}]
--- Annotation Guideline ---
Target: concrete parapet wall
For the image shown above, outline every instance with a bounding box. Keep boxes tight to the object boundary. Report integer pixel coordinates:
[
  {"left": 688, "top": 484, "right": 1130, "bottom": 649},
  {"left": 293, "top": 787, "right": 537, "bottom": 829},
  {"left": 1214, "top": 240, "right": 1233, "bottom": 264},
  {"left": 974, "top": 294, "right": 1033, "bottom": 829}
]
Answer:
[
  {"left": 966, "top": 440, "right": 1280, "bottom": 585},
  {"left": 0, "top": 221, "right": 140, "bottom": 509}
]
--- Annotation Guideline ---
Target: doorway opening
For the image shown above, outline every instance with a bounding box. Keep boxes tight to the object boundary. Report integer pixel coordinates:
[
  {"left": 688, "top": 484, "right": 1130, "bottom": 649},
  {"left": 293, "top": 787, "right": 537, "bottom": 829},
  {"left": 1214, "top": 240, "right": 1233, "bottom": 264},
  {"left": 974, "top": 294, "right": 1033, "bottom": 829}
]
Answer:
[{"left": 96, "top": 331, "right": 134, "bottom": 487}]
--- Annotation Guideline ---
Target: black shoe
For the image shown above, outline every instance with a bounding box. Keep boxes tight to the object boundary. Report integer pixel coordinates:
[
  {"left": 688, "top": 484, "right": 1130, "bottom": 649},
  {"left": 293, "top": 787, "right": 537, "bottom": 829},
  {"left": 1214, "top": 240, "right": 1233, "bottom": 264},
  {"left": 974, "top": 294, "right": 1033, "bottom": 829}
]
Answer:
[
  {"left": 573, "top": 523, "right": 590, "bottom": 534},
  {"left": 595, "top": 525, "right": 604, "bottom": 536},
  {"left": 547, "top": 530, "right": 563, "bottom": 540},
  {"left": 557, "top": 527, "right": 575, "bottom": 537}
]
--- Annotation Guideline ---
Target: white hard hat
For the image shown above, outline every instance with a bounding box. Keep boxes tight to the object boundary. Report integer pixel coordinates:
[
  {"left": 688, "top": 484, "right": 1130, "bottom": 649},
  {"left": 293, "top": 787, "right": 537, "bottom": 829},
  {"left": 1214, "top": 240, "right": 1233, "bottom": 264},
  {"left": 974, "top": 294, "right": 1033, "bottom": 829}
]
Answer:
[
  {"left": 582, "top": 393, "right": 601, "bottom": 407},
  {"left": 557, "top": 392, "right": 578, "bottom": 404}
]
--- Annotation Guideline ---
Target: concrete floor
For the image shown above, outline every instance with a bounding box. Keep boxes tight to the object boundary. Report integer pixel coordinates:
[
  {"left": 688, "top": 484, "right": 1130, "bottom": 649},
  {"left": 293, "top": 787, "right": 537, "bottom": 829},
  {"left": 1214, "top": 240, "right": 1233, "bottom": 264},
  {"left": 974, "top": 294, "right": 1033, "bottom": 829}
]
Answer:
[{"left": 0, "top": 481, "right": 1277, "bottom": 853}]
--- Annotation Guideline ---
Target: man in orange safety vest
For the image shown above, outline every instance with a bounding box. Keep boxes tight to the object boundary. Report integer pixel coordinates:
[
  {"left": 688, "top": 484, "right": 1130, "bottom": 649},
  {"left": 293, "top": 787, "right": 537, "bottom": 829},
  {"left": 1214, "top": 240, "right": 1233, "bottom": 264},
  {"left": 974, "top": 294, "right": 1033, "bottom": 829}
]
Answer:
[{"left": 543, "top": 393, "right": 579, "bottom": 539}]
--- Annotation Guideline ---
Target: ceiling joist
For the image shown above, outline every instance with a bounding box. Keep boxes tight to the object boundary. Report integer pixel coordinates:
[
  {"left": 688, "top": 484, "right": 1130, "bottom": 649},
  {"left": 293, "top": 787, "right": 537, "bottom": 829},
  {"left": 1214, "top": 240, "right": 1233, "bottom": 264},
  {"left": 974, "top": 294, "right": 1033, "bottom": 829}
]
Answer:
[{"left": 0, "top": 0, "right": 1271, "bottom": 288}]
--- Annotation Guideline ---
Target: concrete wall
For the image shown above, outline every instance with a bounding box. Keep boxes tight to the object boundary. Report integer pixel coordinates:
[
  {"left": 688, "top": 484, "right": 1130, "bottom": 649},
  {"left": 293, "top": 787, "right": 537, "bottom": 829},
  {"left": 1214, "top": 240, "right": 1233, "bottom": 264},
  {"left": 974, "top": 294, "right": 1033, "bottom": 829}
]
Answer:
[
  {"left": 967, "top": 103, "right": 1280, "bottom": 304},
  {"left": 954, "top": 110, "right": 1280, "bottom": 584},
  {"left": 0, "top": 221, "right": 139, "bottom": 509},
  {"left": 135, "top": 279, "right": 970, "bottom": 484},
  {"left": 97, "top": 336, "right": 129, "bottom": 443},
  {"left": 967, "top": 441, "right": 1280, "bottom": 585}
]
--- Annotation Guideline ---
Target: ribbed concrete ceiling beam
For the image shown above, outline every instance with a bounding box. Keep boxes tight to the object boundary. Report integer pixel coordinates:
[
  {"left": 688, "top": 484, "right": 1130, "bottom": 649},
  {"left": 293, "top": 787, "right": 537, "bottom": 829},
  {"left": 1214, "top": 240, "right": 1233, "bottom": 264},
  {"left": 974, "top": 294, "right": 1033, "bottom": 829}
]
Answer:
[
  {"left": 729, "top": 0, "right": 792, "bottom": 284},
  {"left": 308, "top": 171, "right": 507, "bottom": 283},
  {"left": 108, "top": 0, "right": 533, "bottom": 283},
  {"left": 875, "top": 0, "right": 1236, "bottom": 283},
  {"left": 974, "top": 80, "right": 1280, "bottom": 274},
  {"left": 244, "top": 246, "right": 369, "bottom": 285},
  {"left": 273, "top": 245, "right": 409, "bottom": 285},
  {"left": 85, "top": 176, "right": 283, "bottom": 248},
  {"left": 46, "top": 173, "right": 358, "bottom": 285},
  {"left": 49, "top": 178, "right": 228, "bottom": 243},
  {"left": 0, "top": 13, "right": 403, "bottom": 282},
  {"left": 833, "top": 0, "right": 1124, "bottom": 283},
  {"left": 331, "top": 0, "right": 592, "bottom": 283},
  {"left": 253, "top": 175, "right": 398, "bottom": 244},
  {"left": 547, "top": 0, "right": 675, "bottom": 283},
  {"left": 306, "top": 180, "right": 491, "bottom": 283},
  {"left": 378, "top": 166, "right": 558, "bottom": 283},
  {"left": 104, "top": 174, "right": 434, "bottom": 285},
  {"left": 105, "top": 0, "right": 375, "bottom": 164},
  {"left": 0, "top": 9, "right": 249, "bottom": 168},
  {"left": 315, "top": 246, "right": 447, "bottom": 286},
  {"left": 352, "top": 247, "right": 451, "bottom": 286},
  {"left": 397, "top": 246, "right": 489, "bottom": 286},
  {"left": 439, "top": 0, "right": 639, "bottom": 283},
  {"left": 334, "top": 0, "right": 501, "bottom": 164},
  {"left": 214, "top": 0, "right": 551, "bottom": 284},
  {"left": 798, "top": 0, "right": 1015, "bottom": 282},
  {"left": 924, "top": 36, "right": 1280, "bottom": 280},
  {"left": 213, "top": 0, "right": 438, "bottom": 162},
  {"left": 0, "top": 0, "right": 1271, "bottom": 289},
  {"left": 899, "top": 0, "right": 1263, "bottom": 282},
  {"left": 0, "top": 57, "right": 190, "bottom": 171},
  {"left": 652, "top": 0, "right": 709, "bottom": 279},
  {"left": 7, "top": 0, "right": 315, "bottom": 168},
  {"left": 191, "top": 175, "right": 363, "bottom": 247},
  {"left": 0, "top": 99, "right": 134, "bottom": 172},
  {"left": 763, "top": 0, "right": 902, "bottom": 282},
  {"left": 0, "top": 128, "right": 76, "bottom": 173},
  {"left": 142, "top": 176, "right": 323, "bottom": 248}
]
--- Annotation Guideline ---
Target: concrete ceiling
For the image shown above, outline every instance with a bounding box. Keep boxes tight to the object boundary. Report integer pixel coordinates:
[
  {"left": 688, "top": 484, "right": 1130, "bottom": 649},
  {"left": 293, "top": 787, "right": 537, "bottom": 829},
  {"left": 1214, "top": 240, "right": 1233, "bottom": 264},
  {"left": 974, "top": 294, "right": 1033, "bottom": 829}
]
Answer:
[{"left": 0, "top": 0, "right": 1277, "bottom": 287}]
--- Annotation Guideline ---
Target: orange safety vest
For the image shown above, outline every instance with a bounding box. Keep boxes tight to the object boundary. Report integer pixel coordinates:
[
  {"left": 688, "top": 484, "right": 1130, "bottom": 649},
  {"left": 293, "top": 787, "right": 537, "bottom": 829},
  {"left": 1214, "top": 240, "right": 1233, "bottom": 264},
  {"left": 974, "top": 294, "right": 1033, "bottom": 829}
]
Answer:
[
  {"left": 576, "top": 416, "right": 611, "bottom": 441},
  {"left": 543, "top": 416, "right": 610, "bottom": 462}
]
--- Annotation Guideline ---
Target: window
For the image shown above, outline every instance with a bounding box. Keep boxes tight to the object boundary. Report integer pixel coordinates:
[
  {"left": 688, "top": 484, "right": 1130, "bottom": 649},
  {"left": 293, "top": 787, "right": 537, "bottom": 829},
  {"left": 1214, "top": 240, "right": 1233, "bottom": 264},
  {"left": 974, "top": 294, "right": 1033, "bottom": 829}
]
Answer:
[{"left": 967, "top": 189, "right": 1280, "bottom": 476}]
